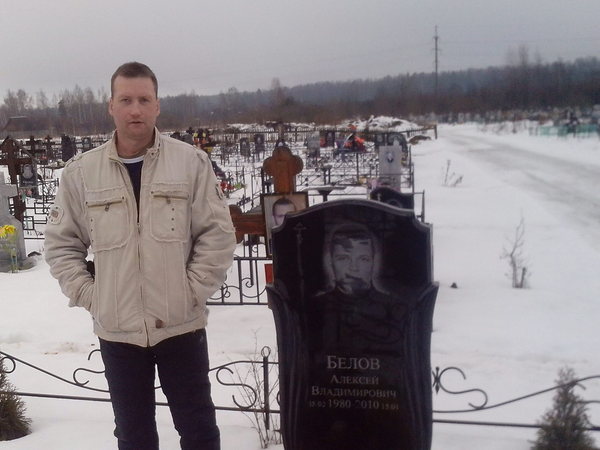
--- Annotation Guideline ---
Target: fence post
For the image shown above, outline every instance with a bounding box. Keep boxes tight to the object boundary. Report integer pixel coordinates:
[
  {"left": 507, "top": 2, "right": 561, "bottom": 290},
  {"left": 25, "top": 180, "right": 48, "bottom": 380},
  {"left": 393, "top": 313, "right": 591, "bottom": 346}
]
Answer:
[{"left": 262, "top": 346, "right": 271, "bottom": 431}]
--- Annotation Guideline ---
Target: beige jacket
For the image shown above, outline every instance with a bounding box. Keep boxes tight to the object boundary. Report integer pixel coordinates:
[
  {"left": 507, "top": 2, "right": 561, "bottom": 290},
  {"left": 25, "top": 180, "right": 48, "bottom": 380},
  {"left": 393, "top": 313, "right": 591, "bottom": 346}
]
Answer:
[{"left": 44, "top": 130, "right": 236, "bottom": 346}]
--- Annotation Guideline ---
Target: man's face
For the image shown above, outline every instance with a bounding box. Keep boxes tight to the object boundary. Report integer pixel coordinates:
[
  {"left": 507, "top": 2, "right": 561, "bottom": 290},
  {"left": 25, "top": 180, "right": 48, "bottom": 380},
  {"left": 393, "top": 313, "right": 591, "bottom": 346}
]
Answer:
[
  {"left": 272, "top": 203, "right": 296, "bottom": 227},
  {"left": 109, "top": 76, "right": 159, "bottom": 143},
  {"left": 331, "top": 238, "right": 373, "bottom": 295}
]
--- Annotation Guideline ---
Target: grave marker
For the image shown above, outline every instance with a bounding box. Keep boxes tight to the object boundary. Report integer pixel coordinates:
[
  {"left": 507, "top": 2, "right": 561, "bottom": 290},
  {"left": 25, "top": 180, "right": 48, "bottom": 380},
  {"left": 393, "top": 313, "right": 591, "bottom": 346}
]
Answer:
[
  {"left": 263, "top": 145, "right": 303, "bottom": 194},
  {"left": 253, "top": 133, "right": 265, "bottom": 155},
  {"left": 229, "top": 145, "right": 303, "bottom": 243},
  {"left": 239, "top": 137, "right": 251, "bottom": 157},
  {"left": 267, "top": 200, "right": 438, "bottom": 449},
  {"left": 377, "top": 136, "right": 409, "bottom": 192},
  {"left": 0, "top": 137, "right": 31, "bottom": 223},
  {"left": 306, "top": 133, "right": 321, "bottom": 158},
  {"left": 0, "top": 172, "right": 27, "bottom": 272}
]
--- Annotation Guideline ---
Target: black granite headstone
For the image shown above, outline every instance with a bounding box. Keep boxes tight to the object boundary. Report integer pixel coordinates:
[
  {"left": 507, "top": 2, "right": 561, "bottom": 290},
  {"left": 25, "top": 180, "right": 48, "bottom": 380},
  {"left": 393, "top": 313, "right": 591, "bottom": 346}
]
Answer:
[
  {"left": 239, "top": 137, "right": 251, "bottom": 157},
  {"left": 324, "top": 130, "right": 336, "bottom": 147},
  {"left": 81, "top": 136, "right": 93, "bottom": 153},
  {"left": 267, "top": 200, "right": 437, "bottom": 450},
  {"left": 254, "top": 133, "right": 265, "bottom": 154},
  {"left": 61, "top": 135, "right": 76, "bottom": 162}
]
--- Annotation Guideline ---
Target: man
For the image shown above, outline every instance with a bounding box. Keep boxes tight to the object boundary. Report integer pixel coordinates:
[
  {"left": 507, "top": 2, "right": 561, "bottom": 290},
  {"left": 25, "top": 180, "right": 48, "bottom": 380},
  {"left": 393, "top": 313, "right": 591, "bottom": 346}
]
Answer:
[
  {"left": 271, "top": 197, "right": 296, "bottom": 227},
  {"left": 45, "top": 62, "right": 236, "bottom": 450}
]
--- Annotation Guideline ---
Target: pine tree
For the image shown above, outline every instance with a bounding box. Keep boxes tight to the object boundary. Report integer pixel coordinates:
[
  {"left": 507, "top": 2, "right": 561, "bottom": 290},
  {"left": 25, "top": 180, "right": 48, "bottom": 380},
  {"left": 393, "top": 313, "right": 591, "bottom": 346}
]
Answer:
[
  {"left": 0, "top": 357, "right": 31, "bottom": 441},
  {"left": 532, "top": 367, "right": 597, "bottom": 450}
]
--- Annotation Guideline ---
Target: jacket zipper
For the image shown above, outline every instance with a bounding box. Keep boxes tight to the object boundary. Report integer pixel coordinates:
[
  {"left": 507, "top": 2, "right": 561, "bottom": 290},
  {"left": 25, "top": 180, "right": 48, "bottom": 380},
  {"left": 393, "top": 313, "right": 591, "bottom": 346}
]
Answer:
[
  {"left": 115, "top": 158, "right": 150, "bottom": 346},
  {"left": 86, "top": 198, "right": 125, "bottom": 211}
]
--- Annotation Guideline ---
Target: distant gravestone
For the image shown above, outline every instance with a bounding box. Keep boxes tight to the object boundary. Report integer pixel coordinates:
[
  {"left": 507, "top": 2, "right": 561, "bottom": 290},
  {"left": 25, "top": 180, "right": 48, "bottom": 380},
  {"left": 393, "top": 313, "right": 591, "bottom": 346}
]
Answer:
[
  {"left": 61, "top": 135, "right": 76, "bottom": 162},
  {"left": 377, "top": 137, "right": 409, "bottom": 191},
  {"left": 373, "top": 133, "right": 386, "bottom": 151},
  {"left": 267, "top": 200, "right": 438, "bottom": 449},
  {"left": 386, "top": 132, "right": 405, "bottom": 146},
  {"left": 81, "top": 137, "right": 93, "bottom": 153},
  {"left": 0, "top": 172, "right": 27, "bottom": 271},
  {"left": 254, "top": 133, "right": 265, "bottom": 154},
  {"left": 324, "top": 130, "right": 335, "bottom": 147},
  {"left": 306, "top": 133, "right": 321, "bottom": 158},
  {"left": 239, "top": 137, "right": 251, "bottom": 157}
]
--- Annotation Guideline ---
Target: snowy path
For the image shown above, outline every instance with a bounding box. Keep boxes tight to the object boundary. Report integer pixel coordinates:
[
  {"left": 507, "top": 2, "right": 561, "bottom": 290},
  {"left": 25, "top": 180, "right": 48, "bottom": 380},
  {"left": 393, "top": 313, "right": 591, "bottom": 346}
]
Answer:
[{"left": 443, "top": 127, "right": 600, "bottom": 247}]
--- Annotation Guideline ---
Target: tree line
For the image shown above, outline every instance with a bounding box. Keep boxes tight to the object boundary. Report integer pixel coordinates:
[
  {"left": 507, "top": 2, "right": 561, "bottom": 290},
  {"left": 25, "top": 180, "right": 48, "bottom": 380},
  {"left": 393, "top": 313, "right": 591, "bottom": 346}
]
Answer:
[{"left": 1, "top": 54, "right": 599, "bottom": 135}]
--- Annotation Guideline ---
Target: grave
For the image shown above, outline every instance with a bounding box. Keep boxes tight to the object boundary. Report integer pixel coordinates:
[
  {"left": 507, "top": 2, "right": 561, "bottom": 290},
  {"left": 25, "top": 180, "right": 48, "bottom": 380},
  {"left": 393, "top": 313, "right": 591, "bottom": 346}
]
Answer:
[
  {"left": 229, "top": 144, "right": 303, "bottom": 244},
  {"left": 254, "top": 133, "right": 265, "bottom": 155},
  {"left": 306, "top": 133, "right": 321, "bottom": 158},
  {"left": 60, "top": 134, "right": 76, "bottom": 162},
  {"left": 239, "top": 137, "right": 251, "bottom": 158},
  {"left": 81, "top": 137, "right": 93, "bottom": 152},
  {"left": 267, "top": 200, "right": 438, "bottom": 449},
  {"left": 0, "top": 137, "right": 31, "bottom": 222},
  {"left": 0, "top": 172, "right": 27, "bottom": 272},
  {"left": 323, "top": 130, "right": 336, "bottom": 147},
  {"left": 374, "top": 132, "right": 386, "bottom": 151},
  {"left": 376, "top": 135, "right": 409, "bottom": 192},
  {"left": 263, "top": 145, "right": 303, "bottom": 194}
]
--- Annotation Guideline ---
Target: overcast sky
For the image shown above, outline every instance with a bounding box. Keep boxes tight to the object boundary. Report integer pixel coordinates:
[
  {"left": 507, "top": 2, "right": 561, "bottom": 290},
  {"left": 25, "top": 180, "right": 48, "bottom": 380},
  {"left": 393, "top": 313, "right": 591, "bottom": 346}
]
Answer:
[{"left": 1, "top": 0, "right": 599, "bottom": 100}]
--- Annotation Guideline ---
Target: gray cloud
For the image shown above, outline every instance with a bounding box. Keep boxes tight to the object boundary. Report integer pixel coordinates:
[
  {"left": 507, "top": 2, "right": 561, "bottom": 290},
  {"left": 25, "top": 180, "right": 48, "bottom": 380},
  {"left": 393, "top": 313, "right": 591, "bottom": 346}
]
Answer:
[{"left": 1, "top": 0, "right": 598, "bottom": 99}]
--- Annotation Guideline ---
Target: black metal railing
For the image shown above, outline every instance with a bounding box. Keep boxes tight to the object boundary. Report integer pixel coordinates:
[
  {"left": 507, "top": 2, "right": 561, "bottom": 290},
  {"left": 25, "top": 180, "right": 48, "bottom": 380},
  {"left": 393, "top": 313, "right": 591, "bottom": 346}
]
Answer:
[{"left": 3, "top": 347, "right": 599, "bottom": 433}]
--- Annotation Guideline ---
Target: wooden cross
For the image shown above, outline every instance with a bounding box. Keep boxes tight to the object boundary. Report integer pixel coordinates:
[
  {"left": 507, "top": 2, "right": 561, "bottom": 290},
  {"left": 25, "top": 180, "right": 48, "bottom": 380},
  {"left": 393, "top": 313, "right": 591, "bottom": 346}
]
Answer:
[
  {"left": 262, "top": 145, "right": 303, "bottom": 194},
  {"left": 229, "top": 144, "right": 303, "bottom": 243},
  {"left": 0, "top": 137, "right": 32, "bottom": 223}
]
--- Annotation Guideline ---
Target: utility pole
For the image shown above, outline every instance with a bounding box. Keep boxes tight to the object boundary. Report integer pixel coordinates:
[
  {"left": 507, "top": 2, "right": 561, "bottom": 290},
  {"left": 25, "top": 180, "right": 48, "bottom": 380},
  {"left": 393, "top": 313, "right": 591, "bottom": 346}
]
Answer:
[{"left": 434, "top": 26, "right": 440, "bottom": 101}]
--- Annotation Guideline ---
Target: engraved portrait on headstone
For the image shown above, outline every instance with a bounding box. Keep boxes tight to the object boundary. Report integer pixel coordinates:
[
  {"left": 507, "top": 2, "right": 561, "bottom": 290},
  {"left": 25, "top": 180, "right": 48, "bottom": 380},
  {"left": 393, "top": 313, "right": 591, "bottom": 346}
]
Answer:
[{"left": 267, "top": 200, "right": 438, "bottom": 450}]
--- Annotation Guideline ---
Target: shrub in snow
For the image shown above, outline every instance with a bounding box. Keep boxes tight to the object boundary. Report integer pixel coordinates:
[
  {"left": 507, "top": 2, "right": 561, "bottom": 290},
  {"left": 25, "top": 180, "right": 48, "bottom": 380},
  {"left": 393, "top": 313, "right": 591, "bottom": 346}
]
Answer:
[
  {"left": 532, "top": 367, "right": 597, "bottom": 450},
  {"left": 0, "top": 357, "right": 31, "bottom": 440},
  {"left": 233, "top": 339, "right": 282, "bottom": 448},
  {"left": 501, "top": 217, "right": 530, "bottom": 288},
  {"left": 441, "top": 160, "right": 463, "bottom": 187}
]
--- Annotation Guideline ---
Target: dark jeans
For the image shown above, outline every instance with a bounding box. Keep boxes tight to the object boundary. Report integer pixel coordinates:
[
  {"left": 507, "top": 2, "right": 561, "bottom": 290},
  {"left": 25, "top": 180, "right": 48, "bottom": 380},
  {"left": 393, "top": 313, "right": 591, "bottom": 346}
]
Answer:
[{"left": 99, "top": 330, "right": 220, "bottom": 450}]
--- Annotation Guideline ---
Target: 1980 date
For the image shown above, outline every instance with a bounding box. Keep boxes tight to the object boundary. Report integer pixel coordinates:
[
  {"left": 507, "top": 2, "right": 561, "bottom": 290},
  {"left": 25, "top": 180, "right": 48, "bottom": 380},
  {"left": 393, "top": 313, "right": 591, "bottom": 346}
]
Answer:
[{"left": 308, "top": 399, "right": 399, "bottom": 410}]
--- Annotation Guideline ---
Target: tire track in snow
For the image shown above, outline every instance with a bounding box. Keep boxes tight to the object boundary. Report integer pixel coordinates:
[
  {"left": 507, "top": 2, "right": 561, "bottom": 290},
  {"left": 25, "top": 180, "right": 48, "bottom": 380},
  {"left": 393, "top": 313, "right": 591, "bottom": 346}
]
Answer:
[{"left": 444, "top": 133, "right": 600, "bottom": 244}]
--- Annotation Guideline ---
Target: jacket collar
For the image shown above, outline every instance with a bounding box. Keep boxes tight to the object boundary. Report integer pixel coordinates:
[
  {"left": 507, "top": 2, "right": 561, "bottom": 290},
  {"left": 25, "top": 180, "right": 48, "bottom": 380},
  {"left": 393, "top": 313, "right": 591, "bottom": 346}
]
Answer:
[{"left": 107, "top": 127, "right": 161, "bottom": 161}]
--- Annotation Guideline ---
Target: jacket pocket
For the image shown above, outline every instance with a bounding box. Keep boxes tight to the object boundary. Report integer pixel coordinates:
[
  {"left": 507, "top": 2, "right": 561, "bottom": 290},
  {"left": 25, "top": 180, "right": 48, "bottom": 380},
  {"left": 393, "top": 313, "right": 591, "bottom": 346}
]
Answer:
[
  {"left": 149, "top": 184, "right": 190, "bottom": 242},
  {"left": 85, "top": 190, "right": 130, "bottom": 251}
]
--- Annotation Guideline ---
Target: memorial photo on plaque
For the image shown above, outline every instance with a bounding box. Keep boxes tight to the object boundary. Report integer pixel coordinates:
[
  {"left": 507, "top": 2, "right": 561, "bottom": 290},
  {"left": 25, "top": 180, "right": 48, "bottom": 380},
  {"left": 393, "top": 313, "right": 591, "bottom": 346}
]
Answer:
[
  {"left": 267, "top": 200, "right": 438, "bottom": 450},
  {"left": 261, "top": 192, "right": 309, "bottom": 257},
  {"left": 19, "top": 163, "right": 37, "bottom": 188}
]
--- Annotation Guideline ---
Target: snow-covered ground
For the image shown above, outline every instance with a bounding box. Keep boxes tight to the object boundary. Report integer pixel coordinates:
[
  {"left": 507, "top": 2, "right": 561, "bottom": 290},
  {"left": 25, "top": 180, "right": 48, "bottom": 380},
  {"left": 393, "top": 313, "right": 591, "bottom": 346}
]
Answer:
[{"left": 1, "top": 122, "right": 599, "bottom": 449}]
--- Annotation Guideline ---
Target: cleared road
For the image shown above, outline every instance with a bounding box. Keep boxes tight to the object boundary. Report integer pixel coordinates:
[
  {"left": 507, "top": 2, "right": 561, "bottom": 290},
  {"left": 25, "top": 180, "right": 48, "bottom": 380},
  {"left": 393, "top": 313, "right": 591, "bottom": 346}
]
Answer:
[{"left": 443, "top": 130, "right": 600, "bottom": 244}]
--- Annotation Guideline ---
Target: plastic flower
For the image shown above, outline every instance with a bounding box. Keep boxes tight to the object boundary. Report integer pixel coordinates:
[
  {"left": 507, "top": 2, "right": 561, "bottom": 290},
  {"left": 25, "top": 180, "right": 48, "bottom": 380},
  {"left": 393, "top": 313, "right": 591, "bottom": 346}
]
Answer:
[{"left": 2, "top": 225, "right": 16, "bottom": 236}]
